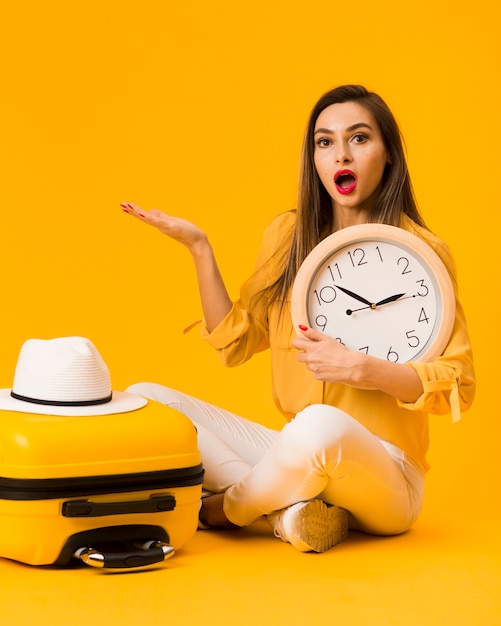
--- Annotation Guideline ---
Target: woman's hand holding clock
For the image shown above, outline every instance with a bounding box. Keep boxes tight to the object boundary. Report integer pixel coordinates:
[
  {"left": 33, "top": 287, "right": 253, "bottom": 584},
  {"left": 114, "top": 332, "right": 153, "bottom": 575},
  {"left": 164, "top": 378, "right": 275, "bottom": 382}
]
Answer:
[
  {"left": 292, "top": 325, "right": 424, "bottom": 403},
  {"left": 292, "top": 326, "right": 375, "bottom": 389},
  {"left": 291, "top": 225, "right": 455, "bottom": 364}
]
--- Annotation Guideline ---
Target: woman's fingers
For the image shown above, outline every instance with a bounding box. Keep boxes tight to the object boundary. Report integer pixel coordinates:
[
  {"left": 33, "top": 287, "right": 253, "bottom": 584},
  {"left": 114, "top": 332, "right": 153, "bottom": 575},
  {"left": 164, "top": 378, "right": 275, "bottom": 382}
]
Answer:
[
  {"left": 120, "top": 202, "right": 146, "bottom": 218},
  {"left": 120, "top": 202, "right": 207, "bottom": 251}
]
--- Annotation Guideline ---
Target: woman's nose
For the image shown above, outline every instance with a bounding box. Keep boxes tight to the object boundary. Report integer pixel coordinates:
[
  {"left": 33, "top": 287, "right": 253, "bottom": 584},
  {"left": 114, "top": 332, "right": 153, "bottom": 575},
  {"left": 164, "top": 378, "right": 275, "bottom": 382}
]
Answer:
[{"left": 335, "top": 144, "right": 352, "bottom": 164}]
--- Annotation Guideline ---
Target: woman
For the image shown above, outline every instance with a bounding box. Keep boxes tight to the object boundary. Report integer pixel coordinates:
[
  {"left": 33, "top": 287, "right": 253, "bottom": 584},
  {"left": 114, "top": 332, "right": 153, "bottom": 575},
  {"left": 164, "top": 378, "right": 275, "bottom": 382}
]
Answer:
[{"left": 121, "top": 85, "right": 475, "bottom": 552}]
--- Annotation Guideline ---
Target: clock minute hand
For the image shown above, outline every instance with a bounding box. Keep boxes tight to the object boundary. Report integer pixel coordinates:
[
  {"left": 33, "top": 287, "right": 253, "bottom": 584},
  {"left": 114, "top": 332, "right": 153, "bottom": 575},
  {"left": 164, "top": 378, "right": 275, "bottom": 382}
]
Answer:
[
  {"left": 375, "top": 293, "right": 406, "bottom": 307},
  {"left": 335, "top": 285, "right": 373, "bottom": 307}
]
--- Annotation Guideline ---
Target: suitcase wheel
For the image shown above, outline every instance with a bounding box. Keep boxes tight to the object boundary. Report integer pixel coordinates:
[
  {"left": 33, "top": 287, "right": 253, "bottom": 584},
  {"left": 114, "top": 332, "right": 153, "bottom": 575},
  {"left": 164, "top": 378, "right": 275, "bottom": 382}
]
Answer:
[{"left": 73, "top": 539, "right": 175, "bottom": 569}]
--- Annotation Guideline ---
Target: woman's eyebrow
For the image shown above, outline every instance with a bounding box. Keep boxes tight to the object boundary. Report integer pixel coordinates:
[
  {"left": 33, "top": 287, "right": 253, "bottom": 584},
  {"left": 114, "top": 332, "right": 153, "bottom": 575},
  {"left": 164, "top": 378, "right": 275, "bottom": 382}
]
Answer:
[
  {"left": 346, "top": 122, "right": 373, "bottom": 132},
  {"left": 314, "top": 122, "right": 373, "bottom": 135}
]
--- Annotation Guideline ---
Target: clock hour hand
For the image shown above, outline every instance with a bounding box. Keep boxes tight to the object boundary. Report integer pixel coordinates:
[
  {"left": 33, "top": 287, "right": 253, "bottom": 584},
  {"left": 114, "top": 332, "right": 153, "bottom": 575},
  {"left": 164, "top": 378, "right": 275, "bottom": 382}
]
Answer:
[
  {"left": 335, "top": 285, "right": 373, "bottom": 307},
  {"left": 345, "top": 292, "right": 407, "bottom": 316},
  {"left": 375, "top": 293, "right": 406, "bottom": 307}
]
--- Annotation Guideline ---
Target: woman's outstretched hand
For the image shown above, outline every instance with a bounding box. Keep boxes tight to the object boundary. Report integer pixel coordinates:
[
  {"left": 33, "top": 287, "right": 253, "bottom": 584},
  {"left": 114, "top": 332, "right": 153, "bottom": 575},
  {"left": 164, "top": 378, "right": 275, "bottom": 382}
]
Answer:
[
  {"left": 121, "top": 201, "right": 232, "bottom": 331},
  {"left": 121, "top": 202, "right": 208, "bottom": 254}
]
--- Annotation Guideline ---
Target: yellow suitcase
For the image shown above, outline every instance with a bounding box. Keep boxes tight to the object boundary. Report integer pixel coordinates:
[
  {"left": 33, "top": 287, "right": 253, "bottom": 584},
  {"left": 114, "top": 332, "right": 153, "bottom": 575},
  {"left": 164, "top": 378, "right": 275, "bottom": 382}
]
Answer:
[{"left": 0, "top": 401, "right": 203, "bottom": 569}]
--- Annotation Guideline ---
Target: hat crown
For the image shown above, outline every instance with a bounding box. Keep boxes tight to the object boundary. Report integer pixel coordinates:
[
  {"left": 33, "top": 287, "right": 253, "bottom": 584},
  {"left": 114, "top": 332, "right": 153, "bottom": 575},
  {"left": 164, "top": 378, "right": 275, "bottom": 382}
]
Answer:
[{"left": 12, "top": 337, "right": 112, "bottom": 405}]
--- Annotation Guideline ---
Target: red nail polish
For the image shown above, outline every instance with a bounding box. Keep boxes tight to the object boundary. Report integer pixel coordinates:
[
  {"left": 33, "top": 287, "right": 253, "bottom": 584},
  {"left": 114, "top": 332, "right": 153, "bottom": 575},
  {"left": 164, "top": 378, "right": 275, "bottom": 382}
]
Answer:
[
  {"left": 122, "top": 208, "right": 129, "bottom": 213},
  {"left": 299, "top": 324, "right": 308, "bottom": 331},
  {"left": 138, "top": 213, "right": 145, "bottom": 218}
]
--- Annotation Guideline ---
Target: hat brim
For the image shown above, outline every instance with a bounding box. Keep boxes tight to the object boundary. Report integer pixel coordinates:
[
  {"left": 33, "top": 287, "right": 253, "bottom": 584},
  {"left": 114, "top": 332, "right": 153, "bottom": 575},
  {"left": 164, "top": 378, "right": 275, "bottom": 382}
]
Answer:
[{"left": 0, "top": 389, "right": 148, "bottom": 416}]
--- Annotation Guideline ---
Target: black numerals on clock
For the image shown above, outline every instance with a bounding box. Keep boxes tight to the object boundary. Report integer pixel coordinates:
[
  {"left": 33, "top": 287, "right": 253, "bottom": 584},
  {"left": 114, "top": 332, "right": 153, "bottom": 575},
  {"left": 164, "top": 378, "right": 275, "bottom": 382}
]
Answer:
[
  {"left": 347, "top": 248, "right": 368, "bottom": 268},
  {"left": 406, "top": 330, "right": 420, "bottom": 349},
  {"left": 397, "top": 256, "right": 412, "bottom": 275},
  {"left": 313, "top": 286, "right": 337, "bottom": 306},
  {"left": 418, "top": 308, "right": 429, "bottom": 324},
  {"left": 328, "top": 263, "right": 342, "bottom": 281},
  {"left": 309, "top": 242, "right": 437, "bottom": 361},
  {"left": 315, "top": 314, "right": 328, "bottom": 332},
  {"left": 416, "top": 279, "right": 429, "bottom": 297}
]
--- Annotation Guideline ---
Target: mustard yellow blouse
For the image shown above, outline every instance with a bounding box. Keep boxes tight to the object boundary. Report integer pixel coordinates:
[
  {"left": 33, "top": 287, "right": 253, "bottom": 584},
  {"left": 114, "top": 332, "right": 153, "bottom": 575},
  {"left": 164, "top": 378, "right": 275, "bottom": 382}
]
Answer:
[{"left": 201, "top": 212, "right": 476, "bottom": 471}]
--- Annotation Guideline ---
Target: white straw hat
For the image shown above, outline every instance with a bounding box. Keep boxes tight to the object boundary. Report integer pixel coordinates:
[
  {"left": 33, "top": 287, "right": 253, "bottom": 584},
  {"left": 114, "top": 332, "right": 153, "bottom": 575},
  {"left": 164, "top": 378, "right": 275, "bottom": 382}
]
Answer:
[{"left": 0, "top": 337, "right": 147, "bottom": 416}]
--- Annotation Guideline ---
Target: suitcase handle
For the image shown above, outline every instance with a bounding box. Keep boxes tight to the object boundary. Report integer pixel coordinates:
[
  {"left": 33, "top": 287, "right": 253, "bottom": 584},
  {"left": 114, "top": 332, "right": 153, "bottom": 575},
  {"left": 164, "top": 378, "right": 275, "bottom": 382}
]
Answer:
[
  {"left": 62, "top": 495, "right": 176, "bottom": 517},
  {"left": 74, "top": 540, "right": 175, "bottom": 569}
]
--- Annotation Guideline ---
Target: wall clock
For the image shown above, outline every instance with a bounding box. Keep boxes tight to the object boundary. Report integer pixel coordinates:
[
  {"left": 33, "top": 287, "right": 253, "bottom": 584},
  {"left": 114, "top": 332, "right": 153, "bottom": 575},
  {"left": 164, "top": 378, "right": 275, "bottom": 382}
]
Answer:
[{"left": 291, "top": 224, "right": 455, "bottom": 363}]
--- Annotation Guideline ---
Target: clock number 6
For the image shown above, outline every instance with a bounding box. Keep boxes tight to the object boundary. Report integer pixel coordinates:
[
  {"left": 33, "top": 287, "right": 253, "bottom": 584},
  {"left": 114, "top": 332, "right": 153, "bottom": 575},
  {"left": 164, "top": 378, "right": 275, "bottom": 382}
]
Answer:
[{"left": 386, "top": 347, "right": 399, "bottom": 362}]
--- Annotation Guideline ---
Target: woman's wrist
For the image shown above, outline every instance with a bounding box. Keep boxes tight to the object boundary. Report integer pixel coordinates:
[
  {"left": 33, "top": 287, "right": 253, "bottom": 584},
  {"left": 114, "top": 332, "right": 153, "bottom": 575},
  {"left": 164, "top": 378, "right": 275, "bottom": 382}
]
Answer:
[
  {"left": 189, "top": 235, "right": 213, "bottom": 260},
  {"left": 354, "top": 355, "right": 423, "bottom": 403}
]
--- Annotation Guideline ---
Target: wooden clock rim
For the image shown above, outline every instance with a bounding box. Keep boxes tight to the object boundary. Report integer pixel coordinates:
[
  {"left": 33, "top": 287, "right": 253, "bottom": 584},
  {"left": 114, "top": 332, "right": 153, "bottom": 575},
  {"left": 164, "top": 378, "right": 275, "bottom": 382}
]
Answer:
[{"left": 290, "top": 223, "right": 456, "bottom": 363}]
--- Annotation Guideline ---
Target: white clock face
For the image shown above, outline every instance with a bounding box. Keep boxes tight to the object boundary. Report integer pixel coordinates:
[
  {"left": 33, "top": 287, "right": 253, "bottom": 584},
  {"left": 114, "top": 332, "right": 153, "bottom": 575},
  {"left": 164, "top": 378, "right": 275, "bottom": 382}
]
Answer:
[{"left": 304, "top": 237, "right": 448, "bottom": 363}]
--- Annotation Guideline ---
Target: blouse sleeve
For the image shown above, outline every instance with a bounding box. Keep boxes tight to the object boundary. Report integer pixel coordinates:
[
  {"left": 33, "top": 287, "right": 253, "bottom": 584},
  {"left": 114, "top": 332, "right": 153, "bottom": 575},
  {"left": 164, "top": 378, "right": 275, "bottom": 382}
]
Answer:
[
  {"left": 396, "top": 236, "right": 476, "bottom": 422},
  {"left": 201, "top": 212, "right": 293, "bottom": 366}
]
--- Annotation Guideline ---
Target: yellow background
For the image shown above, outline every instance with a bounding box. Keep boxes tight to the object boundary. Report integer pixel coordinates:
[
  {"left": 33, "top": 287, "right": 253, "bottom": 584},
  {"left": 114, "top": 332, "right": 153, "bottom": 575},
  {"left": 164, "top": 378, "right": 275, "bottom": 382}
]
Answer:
[{"left": 0, "top": 2, "right": 500, "bottom": 623}]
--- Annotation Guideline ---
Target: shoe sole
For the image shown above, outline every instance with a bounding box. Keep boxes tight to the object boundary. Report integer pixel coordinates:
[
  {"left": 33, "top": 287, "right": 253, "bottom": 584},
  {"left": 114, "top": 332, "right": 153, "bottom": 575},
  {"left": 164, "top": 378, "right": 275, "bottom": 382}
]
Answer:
[{"left": 287, "top": 500, "right": 349, "bottom": 553}]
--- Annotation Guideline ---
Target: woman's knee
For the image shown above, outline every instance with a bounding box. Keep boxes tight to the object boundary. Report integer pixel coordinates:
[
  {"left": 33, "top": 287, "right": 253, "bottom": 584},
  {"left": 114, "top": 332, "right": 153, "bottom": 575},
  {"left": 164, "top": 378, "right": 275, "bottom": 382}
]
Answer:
[
  {"left": 292, "top": 404, "right": 358, "bottom": 441},
  {"left": 278, "top": 404, "right": 358, "bottom": 460},
  {"left": 126, "top": 382, "right": 183, "bottom": 407}
]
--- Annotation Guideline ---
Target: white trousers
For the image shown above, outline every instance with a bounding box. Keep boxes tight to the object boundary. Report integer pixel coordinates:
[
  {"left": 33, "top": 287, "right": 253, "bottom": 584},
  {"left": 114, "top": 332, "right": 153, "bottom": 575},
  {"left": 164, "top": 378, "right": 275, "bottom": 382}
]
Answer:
[{"left": 127, "top": 383, "right": 425, "bottom": 535}]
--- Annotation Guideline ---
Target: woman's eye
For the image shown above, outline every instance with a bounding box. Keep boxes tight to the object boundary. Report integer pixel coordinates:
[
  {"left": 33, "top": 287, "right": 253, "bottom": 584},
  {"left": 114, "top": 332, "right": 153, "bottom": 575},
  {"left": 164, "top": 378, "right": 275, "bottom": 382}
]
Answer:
[
  {"left": 316, "top": 137, "right": 332, "bottom": 147},
  {"left": 352, "top": 133, "right": 368, "bottom": 144}
]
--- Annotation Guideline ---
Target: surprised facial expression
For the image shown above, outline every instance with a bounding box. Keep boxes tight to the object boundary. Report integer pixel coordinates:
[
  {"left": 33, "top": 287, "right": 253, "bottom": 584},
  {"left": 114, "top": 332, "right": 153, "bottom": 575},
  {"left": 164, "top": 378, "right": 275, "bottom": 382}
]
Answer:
[{"left": 314, "top": 101, "right": 390, "bottom": 218}]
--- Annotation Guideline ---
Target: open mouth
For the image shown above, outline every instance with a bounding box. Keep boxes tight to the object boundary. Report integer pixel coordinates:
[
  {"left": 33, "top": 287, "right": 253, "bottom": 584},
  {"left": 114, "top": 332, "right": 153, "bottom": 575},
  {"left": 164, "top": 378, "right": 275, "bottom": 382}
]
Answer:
[{"left": 334, "top": 170, "right": 357, "bottom": 194}]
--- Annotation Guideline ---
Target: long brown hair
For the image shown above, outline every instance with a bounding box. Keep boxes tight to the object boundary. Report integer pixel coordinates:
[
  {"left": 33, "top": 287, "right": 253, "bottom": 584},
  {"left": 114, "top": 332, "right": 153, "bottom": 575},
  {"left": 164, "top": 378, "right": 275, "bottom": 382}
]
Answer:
[{"left": 267, "top": 84, "right": 426, "bottom": 308}]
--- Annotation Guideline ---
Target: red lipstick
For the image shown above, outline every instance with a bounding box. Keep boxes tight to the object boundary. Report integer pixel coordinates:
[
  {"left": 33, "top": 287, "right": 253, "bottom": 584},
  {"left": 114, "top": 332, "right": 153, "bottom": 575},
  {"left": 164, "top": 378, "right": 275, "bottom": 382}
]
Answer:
[{"left": 334, "top": 169, "right": 357, "bottom": 195}]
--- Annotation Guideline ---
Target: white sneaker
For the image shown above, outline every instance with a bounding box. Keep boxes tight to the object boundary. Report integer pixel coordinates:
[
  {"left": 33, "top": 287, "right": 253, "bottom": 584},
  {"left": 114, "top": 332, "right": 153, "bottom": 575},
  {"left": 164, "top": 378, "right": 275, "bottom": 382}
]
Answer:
[{"left": 268, "top": 499, "right": 348, "bottom": 552}]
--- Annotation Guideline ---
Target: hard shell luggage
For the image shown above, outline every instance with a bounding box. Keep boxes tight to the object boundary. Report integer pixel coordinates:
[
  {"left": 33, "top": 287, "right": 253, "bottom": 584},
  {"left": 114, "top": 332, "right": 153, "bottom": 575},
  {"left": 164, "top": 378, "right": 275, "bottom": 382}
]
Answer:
[{"left": 0, "top": 401, "right": 203, "bottom": 569}]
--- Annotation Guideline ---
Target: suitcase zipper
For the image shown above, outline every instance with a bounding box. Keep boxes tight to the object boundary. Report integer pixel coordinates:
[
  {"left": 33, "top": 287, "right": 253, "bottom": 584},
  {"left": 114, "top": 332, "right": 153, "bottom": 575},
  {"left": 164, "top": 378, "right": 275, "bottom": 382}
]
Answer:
[{"left": 0, "top": 464, "right": 204, "bottom": 500}]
